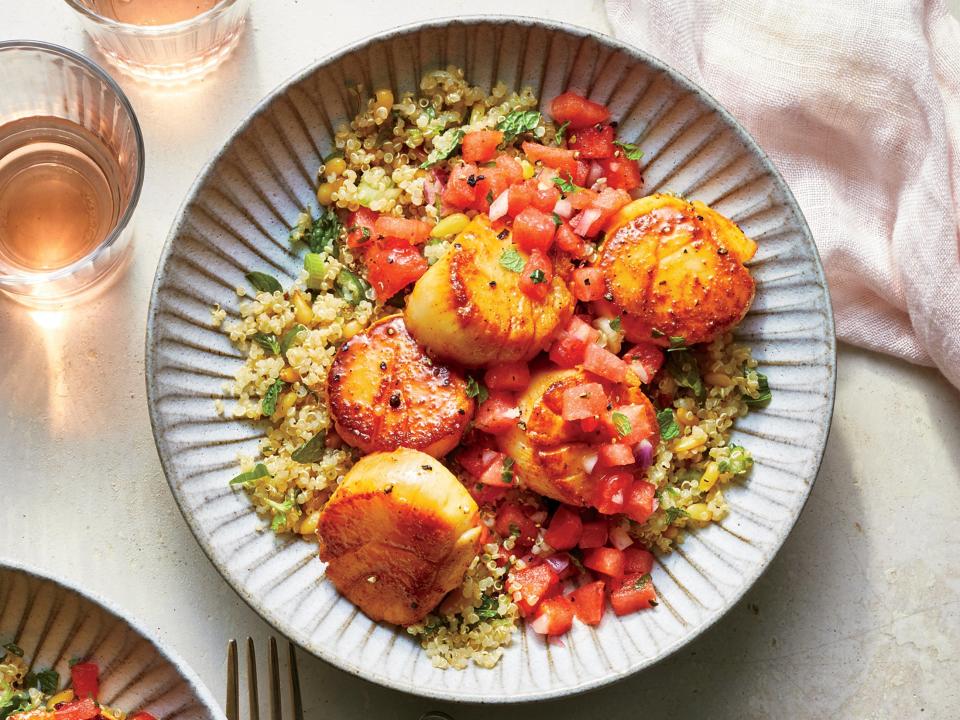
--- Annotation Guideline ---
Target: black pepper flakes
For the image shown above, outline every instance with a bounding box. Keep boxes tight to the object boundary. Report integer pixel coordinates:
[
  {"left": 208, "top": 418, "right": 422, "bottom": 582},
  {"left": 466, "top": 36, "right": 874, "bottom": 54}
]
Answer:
[
  {"left": 497, "top": 229, "right": 509, "bottom": 240},
  {"left": 489, "top": 280, "right": 497, "bottom": 288},
  {"left": 379, "top": 361, "right": 387, "bottom": 370},
  {"left": 458, "top": 408, "right": 466, "bottom": 415},
  {"left": 389, "top": 392, "right": 401, "bottom": 408},
  {"left": 421, "top": 464, "right": 433, "bottom": 471}
]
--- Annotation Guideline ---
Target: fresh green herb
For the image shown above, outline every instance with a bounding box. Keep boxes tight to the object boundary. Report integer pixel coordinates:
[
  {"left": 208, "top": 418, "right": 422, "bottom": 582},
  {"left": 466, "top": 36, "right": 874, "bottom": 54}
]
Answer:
[
  {"left": 610, "top": 316, "right": 622, "bottom": 333},
  {"left": 25, "top": 669, "right": 59, "bottom": 695},
  {"left": 334, "top": 268, "right": 371, "bottom": 306},
  {"left": 486, "top": 189, "right": 494, "bottom": 204},
  {"left": 499, "top": 247, "right": 526, "bottom": 273},
  {"left": 2, "top": 643, "right": 23, "bottom": 658},
  {"left": 657, "top": 408, "right": 681, "bottom": 440},
  {"left": 552, "top": 174, "right": 578, "bottom": 194},
  {"left": 475, "top": 594, "right": 500, "bottom": 620},
  {"left": 279, "top": 324, "right": 307, "bottom": 354},
  {"left": 717, "top": 444, "right": 754, "bottom": 475},
  {"left": 288, "top": 208, "right": 314, "bottom": 244},
  {"left": 666, "top": 350, "right": 705, "bottom": 398},
  {"left": 303, "top": 253, "right": 328, "bottom": 289},
  {"left": 501, "top": 456, "right": 515, "bottom": 484},
  {"left": 745, "top": 371, "right": 772, "bottom": 407},
  {"left": 667, "top": 335, "right": 687, "bottom": 351},
  {"left": 0, "top": 691, "right": 34, "bottom": 720},
  {"left": 613, "top": 140, "right": 645, "bottom": 160},
  {"left": 633, "top": 573, "right": 652, "bottom": 589},
  {"left": 245, "top": 271, "right": 282, "bottom": 294},
  {"left": 611, "top": 411, "right": 632, "bottom": 437},
  {"left": 465, "top": 377, "right": 489, "bottom": 404},
  {"left": 551, "top": 212, "right": 562, "bottom": 227},
  {"left": 650, "top": 328, "right": 665, "bottom": 339},
  {"left": 261, "top": 378, "right": 284, "bottom": 416},
  {"left": 230, "top": 463, "right": 270, "bottom": 487},
  {"left": 424, "top": 106, "right": 437, "bottom": 120},
  {"left": 291, "top": 431, "right": 327, "bottom": 463},
  {"left": 346, "top": 226, "right": 371, "bottom": 243},
  {"left": 509, "top": 523, "right": 522, "bottom": 538},
  {"left": 420, "top": 127, "right": 465, "bottom": 168},
  {"left": 529, "top": 268, "right": 546, "bottom": 284},
  {"left": 267, "top": 489, "right": 297, "bottom": 532},
  {"left": 665, "top": 506, "right": 689, "bottom": 524},
  {"left": 496, "top": 110, "right": 541, "bottom": 144},
  {"left": 252, "top": 332, "right": 281, "bottom": 355},
  {"left": 554, "top": 120, "right": 570, "bottom": 146},
  {"left": 305, "top": 207, "right": 342, "bottom": 254}
]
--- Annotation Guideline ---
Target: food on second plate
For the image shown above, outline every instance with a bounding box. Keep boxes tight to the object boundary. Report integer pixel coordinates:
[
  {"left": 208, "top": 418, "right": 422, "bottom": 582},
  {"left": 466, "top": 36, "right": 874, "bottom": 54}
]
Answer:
[
  {"left": 405, "top": 215, "right": 574, "bottom": 366},
  {"left": 0, "top": 653, "right": 155, "bottom": 720},
  {"left": 327, "top": 314, "right": 474, "bottom": 456},
  {"left": 216, "top": 67, "right": 771, "bottom": 669},
  {"left": 598, "top": 194, "right": 758, "bottom": 345},
  {"left": 317, "top": 448, "right": 482, "bottom": 625}
]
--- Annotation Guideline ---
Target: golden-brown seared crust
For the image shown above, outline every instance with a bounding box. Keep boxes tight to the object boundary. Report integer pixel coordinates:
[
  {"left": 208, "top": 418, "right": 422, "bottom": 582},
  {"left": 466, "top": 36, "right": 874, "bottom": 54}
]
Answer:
[
  {"left": 598, "top": 194, "right": 757, "bottom": 346},
  {"left": 404, "top": 216, "right": 574, "bottom": 366},
  {"left": 327, "top": 314, "right": 474, "bottom": 457},
  {"left": 317, "top": 449, "right": 481, "bottom": 626}
]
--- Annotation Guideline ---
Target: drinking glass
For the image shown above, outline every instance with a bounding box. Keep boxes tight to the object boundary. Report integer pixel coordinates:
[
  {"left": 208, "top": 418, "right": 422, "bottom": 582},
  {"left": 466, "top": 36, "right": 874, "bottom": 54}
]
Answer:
[
  {"left": 0, "top": 41, "right": 144, "bottom": 308},
  {"left": 63, "top": 0, "right": 253, "bottom": 84}
]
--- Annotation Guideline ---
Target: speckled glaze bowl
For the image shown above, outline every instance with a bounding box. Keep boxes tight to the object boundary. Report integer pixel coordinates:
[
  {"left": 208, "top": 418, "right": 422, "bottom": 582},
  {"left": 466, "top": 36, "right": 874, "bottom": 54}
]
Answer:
[
  {"left": 0, "top": 560, "right": 222, "bottom": 720},
  {"left": 145, "top": 17, "right": 836, "bottom": 702}
]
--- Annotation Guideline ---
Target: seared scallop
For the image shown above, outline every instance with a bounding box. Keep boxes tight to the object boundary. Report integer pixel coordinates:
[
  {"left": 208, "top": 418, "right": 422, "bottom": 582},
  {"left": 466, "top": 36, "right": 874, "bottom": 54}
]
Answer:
[
  {"left": 328, "top": 314, "right": 474, "bottom": 457},
  {"left": 404, "top": 215, "right": 574, "bottom": 366},
  {"left": 597, "top": 194, "right": 757, "bottom": 346},
  {"left": 317, "top": 448, "right": 482, "bottom": 625}
]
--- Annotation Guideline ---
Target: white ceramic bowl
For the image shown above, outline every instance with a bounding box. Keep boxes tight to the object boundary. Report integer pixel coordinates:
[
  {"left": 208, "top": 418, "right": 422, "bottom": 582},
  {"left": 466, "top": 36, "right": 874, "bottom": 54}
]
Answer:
[
  {"left": 145, "top": 17, "right": 836, "bottom": 702},
  {"left": 0, "top": 560, "right": 222, "bottom": 720}
]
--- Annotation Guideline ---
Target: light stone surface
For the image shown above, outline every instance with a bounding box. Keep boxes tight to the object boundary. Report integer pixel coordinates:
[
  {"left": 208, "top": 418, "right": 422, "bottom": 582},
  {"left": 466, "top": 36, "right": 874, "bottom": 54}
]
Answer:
[{"left": 1, "top": 2, "right": 958, "bottom": 718}]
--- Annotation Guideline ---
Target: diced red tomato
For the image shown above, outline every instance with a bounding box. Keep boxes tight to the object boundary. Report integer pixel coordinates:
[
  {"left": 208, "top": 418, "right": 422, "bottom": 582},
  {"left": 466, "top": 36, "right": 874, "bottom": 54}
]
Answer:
[
  {"left": 578, "top": 519, "right": 608, "bottom": 549},
  {"left": 345, "top": 207, "right": 379, "bottom": 248},
  {"left": 54, "top": 699, "right": 99, "bottom": 720},
  {"left": 592, "top": 470, "right": 632, "bottom": 515},
  {"left": 70, "top": 663, "right": 98, "bottom": 700},
  {"left": 577, "top": 187, "right": 633, "bottom": 236},
  {"left": 474, "top": 391, "right": 520, "bottom": 434},
  {"left": 442, "top": 162, "right": 479, "bottom": 209},
  {"left": 572, "top": 161, "right": 591, "bottom": 187},
  {"left": 549, "top": 92, "right": 611, "bottom": 129},
  {"left": 480, "top": 453, "right": 512, "bottom": 486},
  {"left": 602, "top": 403, "right": 659, "bottom": 445},
  {"left": 583, "top": 546, "right": 625, "bottom": 578},
  {"left": 519, "top": 249, "right": 553, "bottom": 301},
  {"left": 544, "top": 505, "right": 583, "bottom": 550},
  {"left": 364, "top": 239, "right": 429, "bottom": 300},
  {"left": 495, "top": 502, "right": 538, "bottom": 549},
  {"left": 561, "top": 382, "right": 607, "bottom": 421},
  {"left": 583, "top": 342, "right": 630, "bottom": 383},
  {"left": 569, "top": 124, "right": 615, "bottom": 159},
  {"left": 510, "top": 562, "right": 560, "bottom": 616},
  {"left": 462, "top": 130, "right": 504, "bottom": 163},
  {"left": 484, "top": 361, "right": 531, "bottom": 391},
  {"left": 570, "top": 267, "right": 605, "bottom": 302},
  {"left": 550, "top": 317, "right": 602, "bottom": 367},
  {"left": 569, "top": 580, "right": 606, "bottom": 625},
  {"left": 373, "top": 216, "right": 432, "bottom": 245},
  {"left": 568, "top": 189, "right": 600, "bottom": 209},
  {"left": 507, "top": 179, "right": 561, "bottom": 216},
  {"left": 609, "top": 572, "right": 657, "bottom": 615},
  {"left": 622, "top": 344, "right": 665, "bottom": 384},
  {"left": 513, "top": 207, "right": 557, "bottom": 254},
  {"left": 456, "top": 444, "right": 500, "bottom": 478},
  {"left": 555, "top": 222, "right": 587, "bottom": 257},
  {"left": 623, "top": 546, "right": 655, "bottom": 575},
  {"left": 530, "top": 595, "right": 575, "bottom": 635},
  {"left": 599, "top": 156, "right": 643, "bottom": 191},
  {"left": 522, "top": 141, "right": 580, "bottom": 178},
  {"left": 597, "top": 443, "right": 634, "bottom": 467},
  {"left": 475, "top": 155, "right": 523, "bottom": 212},
  {"left": 623, "top": 480, "right": 657, "bottom": 524}
]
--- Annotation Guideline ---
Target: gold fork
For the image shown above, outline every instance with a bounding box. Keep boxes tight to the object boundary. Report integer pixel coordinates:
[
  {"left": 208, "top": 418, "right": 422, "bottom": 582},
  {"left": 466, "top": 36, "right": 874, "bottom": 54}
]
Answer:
[{"left": 226, "top": 638, "right": 303, "bottom": 720}]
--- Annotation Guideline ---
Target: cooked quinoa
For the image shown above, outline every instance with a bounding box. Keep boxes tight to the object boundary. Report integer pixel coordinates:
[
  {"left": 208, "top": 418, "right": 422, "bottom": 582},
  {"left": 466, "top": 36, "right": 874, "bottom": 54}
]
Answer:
[{"left": 215, "top": 66, "right": 768, "bottom": 670}]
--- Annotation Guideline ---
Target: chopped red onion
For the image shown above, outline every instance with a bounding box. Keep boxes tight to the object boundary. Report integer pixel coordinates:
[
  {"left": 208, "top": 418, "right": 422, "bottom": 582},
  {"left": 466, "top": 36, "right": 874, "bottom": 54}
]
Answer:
[
  {"left": 530, "top": 510, "right": 548, "bottom": 524},
  {"left": 609, "top": 524, "right": 634, "bottom": 550},
  {"left": 553, "top": 197, "right": 573, "bottom": 219},
  {"left": 587, "top": 160, "right": 604, "bottom": 186},
  {"left": 635, "top": 438, "right": 654, "bottom": 468},
  {"left": 544, "top": 554, "right": 570, "bottom": 575},
  {"left": 574, "top": 208, "right": 602, "bottom": 237},
  {"left": 582, "top": 452, "right": 599, "bottom": 474},
  {"left": 488, "top": 189, "right": 510, "bottom": 221},
  {"left": 530, "top": 614, "right": 550, "bottom": 635}
]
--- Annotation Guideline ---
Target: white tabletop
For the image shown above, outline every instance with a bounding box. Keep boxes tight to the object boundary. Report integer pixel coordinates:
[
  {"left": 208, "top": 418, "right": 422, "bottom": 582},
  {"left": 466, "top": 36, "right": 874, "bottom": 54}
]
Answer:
[{"left": 2, "top": 2, "right": 959, "bottom": 718}]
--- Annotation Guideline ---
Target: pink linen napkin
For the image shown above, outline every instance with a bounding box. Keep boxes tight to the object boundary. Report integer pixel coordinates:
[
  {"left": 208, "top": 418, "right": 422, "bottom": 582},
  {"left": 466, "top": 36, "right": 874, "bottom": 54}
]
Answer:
[{"left": 606, "top": 0, "right": 960, "bottom": 388}]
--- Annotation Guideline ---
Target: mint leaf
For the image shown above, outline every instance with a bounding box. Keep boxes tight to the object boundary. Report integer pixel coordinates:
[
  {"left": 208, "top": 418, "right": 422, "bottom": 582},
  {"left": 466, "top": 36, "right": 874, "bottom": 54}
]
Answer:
[
  {"left": 245, "top": 271, "right": 282, "bottom": 294},
  {"left": 230, "top": 463, "right": 270, "bottom": 487}
]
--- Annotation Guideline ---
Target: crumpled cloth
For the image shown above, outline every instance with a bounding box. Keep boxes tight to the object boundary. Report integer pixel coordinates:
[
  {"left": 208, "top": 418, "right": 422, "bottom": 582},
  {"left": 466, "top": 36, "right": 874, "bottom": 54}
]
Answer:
[{"left": 606, "top": 0, "right": 960, "bottom": 388}]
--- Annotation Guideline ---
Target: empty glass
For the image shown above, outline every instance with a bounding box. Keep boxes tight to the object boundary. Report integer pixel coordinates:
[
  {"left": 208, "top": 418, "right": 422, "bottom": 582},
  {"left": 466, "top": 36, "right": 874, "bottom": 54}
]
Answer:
[
  {"left": 63, "top": 0, "right": 252, "bottom": 84},
  {"left": 0, "top": 41, "right": 144, "bottom": 307}
]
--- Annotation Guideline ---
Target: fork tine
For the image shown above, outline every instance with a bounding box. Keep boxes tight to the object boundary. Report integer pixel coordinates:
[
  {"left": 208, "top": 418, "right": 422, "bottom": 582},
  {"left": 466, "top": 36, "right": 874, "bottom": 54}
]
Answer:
[
  {"left": 267, "top": 638, "right": 282, "bottom": 720},
  {"left": 226, "top": 640, "right": 239, "bottom": 720},
  {"left": 287, "top": 643, "right": 303, "bottom": 720},
  {"left": 246, "top": 637, "right": 260, "bottom": 720}
]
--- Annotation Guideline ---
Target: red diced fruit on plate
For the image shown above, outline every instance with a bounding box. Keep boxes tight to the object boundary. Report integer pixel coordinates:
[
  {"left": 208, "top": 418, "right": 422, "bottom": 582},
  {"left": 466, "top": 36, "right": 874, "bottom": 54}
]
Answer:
[
  {"left": 609, "top": 572, "right": 657, "bottom": 615},
  {"left": 622, "top": 343, "right": 665, "bottom": 383},
  {"left": 479, "top": 453, "right": 510, "bottom": 486},
  {"left": 495, "top": 502, "right": 538, "bottom": 549},
  {"left": 583, "top": 342, "right": 630, "bottom": 383},
  {"left": 363, "top": 239, "right": 428, "bottom": 300},
  {"left": 571, "top": 267, "right": 605, "bottom": 302},
  {"left": 510, "top": 563, "right": 560, "bottom": 616},
  {"left": 484, "top": 361, "right": 531, "bottom": 391},
  {"left": 549, "top": 92, "right": 611, "bottom": 129},
  {"left": 474, "top": 391, "right": 520, "bottom": 434},
  {"left": 544, "top": 505, "right": 583, "bottom": 550},
  {"left": 561, "top": 382, "right": 607, "bottom": 421},
  {"left": 345, "top": 207, "right": 379, "bottom": 248},
  {"left": 456, "top": 444, "right": 499, "bottom": 478},
  {"left": 513, "top": 207, "right": 556, "bottom": 253},
  {"left": 583, "top": 546, "right": 625, "bottom": 578},
  {"left": 569, "top": 124, "right": 616, "bottom": 159},
  {"left": 442, "top": 162, "right": 479, "bottom": 209},
  {"left": 373, "top": 216, "right": 433, "bottom": 244},
  {"left": 599, "top": 156, "right": 643, "bottom": 191},
  {"left": 623, "top": 480, "right": 657, "bottom": 524},
  {"left": 603, "top": 403, "right": 658, "bottom": 445},
  {"left": 462, "top": 130, "right": 503, "bottom": 163},
  {"left": 519, "top": 249, "right": 553, "bottom": 301},
  {"left": 521, "top": 141, "right": 581, "bottom": 178},
  {"left": 555, "top": 222, "right": 587, "bottom": 257},
  {"left": 623, "top": 546, "right": 655, "bottom": 575},
  {"left": 597, "top": 442, "right": 634, "bottom": 467},
  {"left": 530, "top": 595, "right": 575, "bottom": 635},
  {"left": 54, "top": 699, "right": 99, "bottom": 720},
  {"left": 569, "top": 580, "right": 606, "bottom": 625},
  {"left": 579, "top": 518, "right": 609, "bottom": 548},
  {"left": 592, "top": 470, "right": 632, "bottom": 515},
  {"left": 70, "top": 662, "right": 99, "bottom": 699},
  {"left": 549, "top": 316, "right": 600, "bottom": 367}
]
